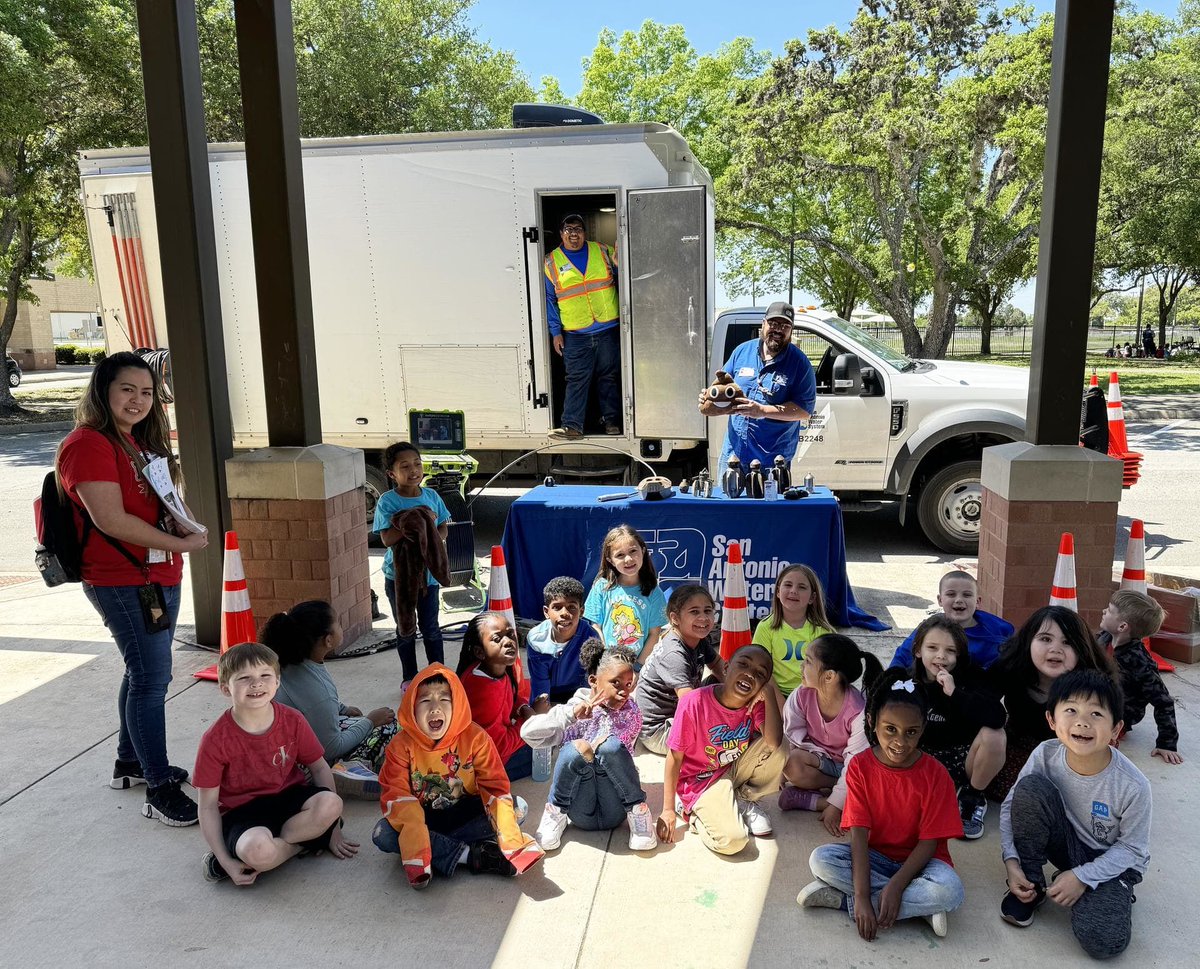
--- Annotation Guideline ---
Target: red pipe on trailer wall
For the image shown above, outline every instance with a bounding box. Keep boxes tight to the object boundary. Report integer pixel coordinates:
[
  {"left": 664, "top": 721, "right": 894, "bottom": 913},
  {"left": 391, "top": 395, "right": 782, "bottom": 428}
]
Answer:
[
  {"left": 105, "top": 198, "right": 141, "bottom": 351},
  {"left": 117, "top": 197, "right": 151, "bottom": 349},
  {"left": 127, "top": 199, "right": 159, "bottom": 347}
]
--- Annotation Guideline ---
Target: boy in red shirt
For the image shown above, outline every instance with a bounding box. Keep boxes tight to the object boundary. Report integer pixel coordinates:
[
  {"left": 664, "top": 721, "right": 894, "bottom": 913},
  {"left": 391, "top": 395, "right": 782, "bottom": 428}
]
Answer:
[{"left": 193, "top": 643, "right": 358, "bottom": 885}]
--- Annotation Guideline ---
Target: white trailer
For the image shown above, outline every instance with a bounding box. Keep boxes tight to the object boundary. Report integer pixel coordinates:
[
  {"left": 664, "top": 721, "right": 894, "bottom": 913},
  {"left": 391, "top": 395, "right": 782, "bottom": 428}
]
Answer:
[{"left": 78, "top": 123, "right": 713, "bottom": 495}]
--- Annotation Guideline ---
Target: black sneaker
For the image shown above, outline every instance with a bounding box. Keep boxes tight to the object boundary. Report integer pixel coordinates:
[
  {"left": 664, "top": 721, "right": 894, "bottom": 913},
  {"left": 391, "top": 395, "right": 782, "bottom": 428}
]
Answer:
[
  {"left": 142, "top": 779, "right": 199, "bottom": 827},
  {"left": 467, "top": 837, "right": 517, "bottom": 877},
  {"left": 1000, "top": 884, "right": 1047, "bottom": 927},
  {"left": 958, "top": 787, "right": 987, "bottom": 840},
  {"left": 110, "top": 759, "right": 190, "bottom": 790},
  {"left": 202, "top": 852, "right": 230, "bottom": 883}
]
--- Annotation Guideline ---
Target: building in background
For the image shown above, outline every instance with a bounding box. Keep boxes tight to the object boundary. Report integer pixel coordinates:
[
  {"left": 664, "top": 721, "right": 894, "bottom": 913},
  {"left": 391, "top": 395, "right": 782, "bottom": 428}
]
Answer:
[{"left": 9, "top": 271, "right": 102, "bottom": 371}]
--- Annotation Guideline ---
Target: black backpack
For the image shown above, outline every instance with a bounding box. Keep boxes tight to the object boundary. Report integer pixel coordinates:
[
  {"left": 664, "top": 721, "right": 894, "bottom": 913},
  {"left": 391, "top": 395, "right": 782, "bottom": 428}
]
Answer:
[{"left": 34, "top": 470, "right": 143, "bottom": 587}]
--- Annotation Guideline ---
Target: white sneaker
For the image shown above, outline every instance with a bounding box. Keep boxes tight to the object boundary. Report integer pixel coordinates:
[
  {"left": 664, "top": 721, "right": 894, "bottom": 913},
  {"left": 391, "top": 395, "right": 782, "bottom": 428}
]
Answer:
[
  {"left": 535, "top": 802, "right": 568, "bottom": 851},
  {"left": 739, "top": 798, "right": 773, "bottom": 837},
  {"left": 925, "top": 911, "right": 948, "bottom": 938},
  {"left": 626, "top": 802, "right": 658, "bottom": 851},
  {"left": 797, "top": 880, "right": 844, "bottom": 909}
]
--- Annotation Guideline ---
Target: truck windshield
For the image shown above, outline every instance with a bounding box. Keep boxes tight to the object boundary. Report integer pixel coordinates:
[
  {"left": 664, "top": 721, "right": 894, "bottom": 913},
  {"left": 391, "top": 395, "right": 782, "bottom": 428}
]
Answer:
[{"left": 819, "top": 316, "right": 914, "bottom": 372}]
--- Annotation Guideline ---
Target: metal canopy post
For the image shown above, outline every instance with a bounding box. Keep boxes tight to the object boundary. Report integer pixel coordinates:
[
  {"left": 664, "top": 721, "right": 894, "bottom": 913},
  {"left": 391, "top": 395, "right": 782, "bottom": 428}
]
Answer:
[
  {"left": 1026, "top": 0, "right": 1116, "bottom": 445},
  {"left": 136, "top": 0, "right": 233, "bottom": 646},
  {"left": 233, "top": 0, "right": 322, "bottom": 446}
]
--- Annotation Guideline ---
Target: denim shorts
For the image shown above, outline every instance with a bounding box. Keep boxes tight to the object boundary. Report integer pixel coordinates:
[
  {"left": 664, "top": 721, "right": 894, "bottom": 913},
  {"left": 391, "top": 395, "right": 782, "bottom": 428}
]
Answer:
[{"left": 816, "top": 753, "right": 843, "bottom": 779}]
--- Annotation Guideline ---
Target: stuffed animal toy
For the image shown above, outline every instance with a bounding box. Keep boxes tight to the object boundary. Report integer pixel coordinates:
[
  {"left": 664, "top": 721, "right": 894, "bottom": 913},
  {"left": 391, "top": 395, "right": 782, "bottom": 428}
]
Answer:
[{"left": 705, "top": 371, "right": 749, "bottom": 408}]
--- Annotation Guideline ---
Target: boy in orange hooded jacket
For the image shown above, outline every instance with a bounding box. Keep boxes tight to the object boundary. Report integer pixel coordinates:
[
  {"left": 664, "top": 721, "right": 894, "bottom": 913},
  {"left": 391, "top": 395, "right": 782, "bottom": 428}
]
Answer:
[{"left": 372, "top": 664, "right": 540, "bottom": 888}]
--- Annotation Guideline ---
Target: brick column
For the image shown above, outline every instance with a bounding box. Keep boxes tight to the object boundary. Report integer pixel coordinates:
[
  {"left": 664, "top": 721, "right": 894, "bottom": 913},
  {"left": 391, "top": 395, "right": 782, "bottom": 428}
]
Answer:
[
  {"left": 978, "top": 443, "right": 1124, "bottom": 630},
  {"left": 225, "top": 445, "right": 372, "bottom": 647}
]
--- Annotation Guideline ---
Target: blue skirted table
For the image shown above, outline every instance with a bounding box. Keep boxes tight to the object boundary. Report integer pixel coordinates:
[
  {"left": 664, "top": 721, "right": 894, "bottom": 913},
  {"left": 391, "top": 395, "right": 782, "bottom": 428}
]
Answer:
[{"left": 499, "top": 485, "right": 885, "bottom": 630}]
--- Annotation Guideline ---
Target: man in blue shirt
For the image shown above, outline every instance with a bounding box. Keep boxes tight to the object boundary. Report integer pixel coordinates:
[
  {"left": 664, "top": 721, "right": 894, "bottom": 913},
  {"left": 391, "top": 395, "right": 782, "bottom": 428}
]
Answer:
[{"left": 698, "top": 302, "right": 817, "bottom": 469}]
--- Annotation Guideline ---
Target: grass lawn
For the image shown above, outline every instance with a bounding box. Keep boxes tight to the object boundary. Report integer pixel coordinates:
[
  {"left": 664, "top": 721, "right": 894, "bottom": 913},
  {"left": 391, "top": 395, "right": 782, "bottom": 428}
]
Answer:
[
  {"left": 948, "top": 354, "right": 1200, "bottom": 396},
  {"left": 1, "top": 384, "right": 84, "bottom": 425}
]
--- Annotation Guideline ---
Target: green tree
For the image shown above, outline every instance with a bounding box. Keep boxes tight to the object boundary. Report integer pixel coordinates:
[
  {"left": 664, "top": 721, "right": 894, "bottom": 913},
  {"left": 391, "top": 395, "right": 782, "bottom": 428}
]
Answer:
[
  {"left": 724, "top": 1, "right": 1051, "bottom": 358},
  {"left": 573, "top": 21, "right": 766, "bottom": 182},
  {"left": 1, "top": 0, "right": 144, "bottom": 416},
  {"left": 1098, "top": 7, "right": 1200, "bottom": 349}
]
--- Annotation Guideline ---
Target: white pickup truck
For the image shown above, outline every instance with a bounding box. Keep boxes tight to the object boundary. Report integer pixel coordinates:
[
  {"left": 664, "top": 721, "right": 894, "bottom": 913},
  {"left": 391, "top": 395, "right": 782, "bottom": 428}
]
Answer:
[{"left": 708, "top": 307, "right": 1030, "bottom": 553}]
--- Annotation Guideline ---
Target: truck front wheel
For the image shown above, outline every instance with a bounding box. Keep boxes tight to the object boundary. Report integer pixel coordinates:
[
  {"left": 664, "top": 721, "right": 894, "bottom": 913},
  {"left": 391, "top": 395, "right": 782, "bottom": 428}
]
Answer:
[{"left": 917, "top": 460, "right": 983, "bottom": 554}]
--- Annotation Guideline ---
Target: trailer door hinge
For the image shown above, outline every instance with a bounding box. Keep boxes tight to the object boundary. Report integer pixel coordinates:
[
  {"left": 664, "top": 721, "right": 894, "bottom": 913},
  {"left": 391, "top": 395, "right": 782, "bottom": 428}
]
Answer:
[
  {"left": 535, "top": 392, "right": 548, "bottom": 408},
  {"left": 523, "top": 226, "right": 539, "bottom": 243}
]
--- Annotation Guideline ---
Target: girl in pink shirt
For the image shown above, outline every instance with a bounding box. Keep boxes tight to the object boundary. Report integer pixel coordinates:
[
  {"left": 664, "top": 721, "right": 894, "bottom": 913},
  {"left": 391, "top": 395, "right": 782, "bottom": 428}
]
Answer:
[{"left": 780, "top": 634, "right": 883, "bottom": 836}]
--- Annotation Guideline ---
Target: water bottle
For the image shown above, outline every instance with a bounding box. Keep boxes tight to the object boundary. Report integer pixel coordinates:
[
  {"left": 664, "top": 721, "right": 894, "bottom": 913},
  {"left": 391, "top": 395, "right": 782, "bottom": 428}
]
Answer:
[{"left": 532, "top": 745, "right": 552, "bottom": 782}]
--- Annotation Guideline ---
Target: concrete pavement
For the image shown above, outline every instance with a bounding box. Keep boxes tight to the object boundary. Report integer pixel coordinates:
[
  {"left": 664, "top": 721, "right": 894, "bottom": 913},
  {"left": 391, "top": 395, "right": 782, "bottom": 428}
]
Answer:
[{"left": 1, "top": 428, "right": 1198, "bottom": 968}]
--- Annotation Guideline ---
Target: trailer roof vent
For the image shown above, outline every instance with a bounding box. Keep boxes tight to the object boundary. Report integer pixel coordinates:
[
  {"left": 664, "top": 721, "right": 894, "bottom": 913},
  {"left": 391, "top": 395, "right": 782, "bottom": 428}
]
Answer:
[{"left": 512, "top": 103, "right": 605, "bottom": 128}]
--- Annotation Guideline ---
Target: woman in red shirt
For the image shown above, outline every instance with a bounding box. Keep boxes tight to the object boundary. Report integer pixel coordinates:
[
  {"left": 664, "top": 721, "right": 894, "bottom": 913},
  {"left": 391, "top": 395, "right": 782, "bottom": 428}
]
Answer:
[{"left": 56, "top": 352, "right": 208, "bottom": 826}]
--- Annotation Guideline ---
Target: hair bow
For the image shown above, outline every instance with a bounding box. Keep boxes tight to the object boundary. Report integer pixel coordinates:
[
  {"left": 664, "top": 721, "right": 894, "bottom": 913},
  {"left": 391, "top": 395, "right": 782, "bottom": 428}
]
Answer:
[{"left": 891, "top": 679, "right": 916, "bottom": 693}]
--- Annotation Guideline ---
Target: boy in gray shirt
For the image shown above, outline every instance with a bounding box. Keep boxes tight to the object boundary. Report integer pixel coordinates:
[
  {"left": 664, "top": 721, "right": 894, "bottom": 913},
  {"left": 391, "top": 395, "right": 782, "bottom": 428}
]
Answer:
[{"left": 999, "top": 669, "right": 1151, "bottom": 959}]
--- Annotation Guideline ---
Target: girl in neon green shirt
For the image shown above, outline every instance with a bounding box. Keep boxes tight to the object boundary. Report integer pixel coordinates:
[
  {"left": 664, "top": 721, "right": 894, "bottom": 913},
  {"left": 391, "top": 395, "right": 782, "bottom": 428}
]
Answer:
[{"left": 752, "top": 564, "right": 834, "bottom": 697}]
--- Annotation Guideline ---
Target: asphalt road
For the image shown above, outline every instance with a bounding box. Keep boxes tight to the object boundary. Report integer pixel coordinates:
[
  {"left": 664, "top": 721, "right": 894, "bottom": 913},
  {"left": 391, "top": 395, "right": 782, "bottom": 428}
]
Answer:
[{"left": 2, "top": 422, "right": 1196, "bottom": 577}]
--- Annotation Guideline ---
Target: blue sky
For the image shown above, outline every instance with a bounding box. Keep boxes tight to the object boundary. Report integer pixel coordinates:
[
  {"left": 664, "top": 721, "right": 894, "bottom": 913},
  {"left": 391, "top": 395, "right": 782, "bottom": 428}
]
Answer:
[{"left": 467, "top": 0, "right": 1182, "bottom": 313}]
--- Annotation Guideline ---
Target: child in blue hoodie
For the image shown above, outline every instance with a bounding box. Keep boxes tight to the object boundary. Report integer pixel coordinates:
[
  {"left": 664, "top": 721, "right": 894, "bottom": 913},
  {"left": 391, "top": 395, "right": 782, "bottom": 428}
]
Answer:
[
  {"left": 890, "top": 571, "right": 1013, "bottom": 671},
  {"left": 526, "top": 577, "right": 600, "bottom": 704}
]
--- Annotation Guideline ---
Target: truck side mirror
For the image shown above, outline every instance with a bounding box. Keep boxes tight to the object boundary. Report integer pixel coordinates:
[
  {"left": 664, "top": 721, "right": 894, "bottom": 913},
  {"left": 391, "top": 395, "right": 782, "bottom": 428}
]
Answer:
[{"left": 832, "top": 352, "right": 863, "bottom": 395}]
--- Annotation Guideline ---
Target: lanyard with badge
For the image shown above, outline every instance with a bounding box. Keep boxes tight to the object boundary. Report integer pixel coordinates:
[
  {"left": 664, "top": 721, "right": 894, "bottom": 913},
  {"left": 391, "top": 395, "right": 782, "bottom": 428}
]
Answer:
[{"left": 115, "top": 438, "right": 174, "bottom": 633}]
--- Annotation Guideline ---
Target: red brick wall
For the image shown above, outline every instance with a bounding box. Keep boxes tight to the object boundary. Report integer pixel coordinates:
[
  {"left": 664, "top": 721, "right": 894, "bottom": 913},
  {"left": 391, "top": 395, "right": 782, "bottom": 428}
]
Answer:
[
  {"left": 229, "top": 489, "right": 372, "bottom": 646},
  {"left": 978, "top": 490, "right": 1119, "bottom": 631}
]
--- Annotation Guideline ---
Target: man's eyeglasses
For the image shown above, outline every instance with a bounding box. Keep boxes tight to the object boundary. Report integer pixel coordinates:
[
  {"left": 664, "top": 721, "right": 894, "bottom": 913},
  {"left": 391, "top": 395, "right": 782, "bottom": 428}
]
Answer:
[
  {"left": 562, "top": 225, "right": 585, "bottom": 235},
  {"left": 765, "top": 319, "right": 793, "bottom": 331}
]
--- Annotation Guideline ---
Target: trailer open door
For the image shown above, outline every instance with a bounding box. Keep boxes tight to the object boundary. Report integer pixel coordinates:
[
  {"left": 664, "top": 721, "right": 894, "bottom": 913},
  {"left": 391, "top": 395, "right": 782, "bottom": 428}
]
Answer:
[{"left": 625, "top": 186, "right": 708, "bottom": 441}]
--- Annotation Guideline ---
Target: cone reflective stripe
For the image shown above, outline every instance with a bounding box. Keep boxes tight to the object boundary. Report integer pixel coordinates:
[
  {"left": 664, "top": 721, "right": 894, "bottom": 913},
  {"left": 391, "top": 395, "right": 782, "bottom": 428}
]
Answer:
[
  {"left": 1049, "top": 532, "right": 1078, "bottom": 611},
  {"left": 220, "top": 531, "right": 257, "bottom": 652},
  {"left": 1120, "top": 520, "right": 1147, "bottom": 592},
  {"left": 718, "top": 540, "right": 753, "bottom": 662},
  {"left": 487, "top": 545, "right": 516, "bottom": 631},
  {"left": 486, "top": 545, "right": 525, "bottom": 684},
  {"left": 1106, "top": 372, "right": 1130, "bottom": 457},
  {"left": 196, "top": 531, "right": 257, "bottom": 680}
]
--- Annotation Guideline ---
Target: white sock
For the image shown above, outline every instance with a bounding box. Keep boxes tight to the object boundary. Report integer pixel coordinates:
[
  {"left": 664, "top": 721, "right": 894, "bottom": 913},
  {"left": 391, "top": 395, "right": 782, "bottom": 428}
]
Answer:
[{"left": 457, "top": 846, "right": 469, "bottom": 864}]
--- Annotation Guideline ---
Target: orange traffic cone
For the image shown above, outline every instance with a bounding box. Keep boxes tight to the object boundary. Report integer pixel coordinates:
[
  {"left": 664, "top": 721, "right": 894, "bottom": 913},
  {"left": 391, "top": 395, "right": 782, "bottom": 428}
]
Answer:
[
  {"left": 1089, "top": 372, "right": 1099, "bottom": 387},
  {"left": 718, "top": 540, "right": 753, "bottom": 662},
  {"left": 1107, "top": 372, "right": 1143, "bottom": 487},
  {"left": 1117, "top": 520, "right": 1175, "bottom": 672},
  {"left": 1049, "top": 532, "right": 1077, "bottom": 611},
  {"left": 487, "top": 545, "right": 525, "bottom": 685},
  {"left": 1120, "top": 520, "right": 1147, "bottom": 593},
  {"left": 194, "top": 531, "right": 258, "bottom": 681}
]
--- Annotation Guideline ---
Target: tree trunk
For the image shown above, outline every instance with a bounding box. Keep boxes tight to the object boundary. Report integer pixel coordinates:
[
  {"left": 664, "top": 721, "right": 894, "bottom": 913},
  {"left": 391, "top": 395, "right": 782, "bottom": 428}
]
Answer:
[
  {"left": 0, "top": 219, "right": 34, "bottom": 416},
  {"left": 919, "top": 281, "right": 959, "bottom": 358},
  {"left": 980, "top": 305, "right": 995, "bottom": 355}
]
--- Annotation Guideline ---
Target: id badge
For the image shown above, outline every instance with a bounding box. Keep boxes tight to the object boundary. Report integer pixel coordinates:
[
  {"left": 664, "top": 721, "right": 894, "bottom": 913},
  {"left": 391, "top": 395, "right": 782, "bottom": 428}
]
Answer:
[
  {"left": 147, "top": 547, "right": 167, "bottom": 564},
  {"left": 138, "top": 583, "right": 172, "bottom": 634}
]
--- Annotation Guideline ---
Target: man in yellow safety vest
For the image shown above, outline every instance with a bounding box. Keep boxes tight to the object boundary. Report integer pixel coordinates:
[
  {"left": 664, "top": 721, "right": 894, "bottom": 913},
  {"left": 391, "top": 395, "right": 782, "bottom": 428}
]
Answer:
[{"left": 543, "top": 213, "right": 621, "bottom": 439}]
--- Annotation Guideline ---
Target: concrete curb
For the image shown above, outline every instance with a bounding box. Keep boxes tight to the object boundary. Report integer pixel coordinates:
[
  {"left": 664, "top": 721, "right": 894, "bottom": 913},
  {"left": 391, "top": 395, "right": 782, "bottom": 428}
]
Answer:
[
  {"left": 0, "top": 420, "right": 73, "bottom": 437},
  {"left": 1124, "top": 395, "right": 1200, "bottom": 421}
]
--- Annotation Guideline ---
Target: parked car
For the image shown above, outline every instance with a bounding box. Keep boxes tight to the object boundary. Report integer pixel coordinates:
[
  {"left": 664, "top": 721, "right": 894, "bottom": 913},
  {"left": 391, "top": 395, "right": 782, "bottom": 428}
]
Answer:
[{"left": 5, "top": 355, "right": 20, "bottom": 388}]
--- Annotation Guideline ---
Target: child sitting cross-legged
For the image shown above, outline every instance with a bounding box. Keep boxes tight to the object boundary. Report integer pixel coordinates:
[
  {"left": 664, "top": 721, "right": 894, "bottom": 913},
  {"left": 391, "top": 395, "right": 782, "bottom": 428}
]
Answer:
[
  {"left": 526, "top": 576, "right": 600, "bottom": 705},
  {"left": 778, "top": 634, "right": 882, "bottom": 836},
  {"left": 522, "top": 641, "right": 657, "bottom": 852},
  {"left": 194, "top": 643, "right": 358, "bottom": 886},
  {"left": 1099, "top": 590, "right": 1181, "bottom": 764},
  {"left": 908, "top": 616, "right": 1007, "bottom": 840},
  {"left": 999, "top": 669, "right": 1151, "bottom": 960},
  {"left": 372, "top": 664, "right": 540, "bottom": 888},
  {"left": 657, "top": 644, "right": 786, "bottom": 856},
  {"left": 800, "top": 669, "right": 965, "bottom": 940}
]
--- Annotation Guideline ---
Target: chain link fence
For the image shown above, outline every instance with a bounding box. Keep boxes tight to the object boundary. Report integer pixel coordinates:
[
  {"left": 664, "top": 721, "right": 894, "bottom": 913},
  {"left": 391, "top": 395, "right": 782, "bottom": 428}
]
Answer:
[{"left": 852, "top": 324, "right": 1200, "bottom": 358}]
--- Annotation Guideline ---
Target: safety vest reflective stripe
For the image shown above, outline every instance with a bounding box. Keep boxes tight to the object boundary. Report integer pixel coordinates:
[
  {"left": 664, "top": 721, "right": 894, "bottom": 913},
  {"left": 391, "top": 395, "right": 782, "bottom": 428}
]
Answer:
[{"left": 545, "top": 242, "right": 619, "bottom": 331}]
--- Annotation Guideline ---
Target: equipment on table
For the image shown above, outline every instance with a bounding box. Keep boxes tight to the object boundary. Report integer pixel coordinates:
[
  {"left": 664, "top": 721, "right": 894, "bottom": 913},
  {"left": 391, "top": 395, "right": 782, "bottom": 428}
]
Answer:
[
  {"left": 746, "top": 459, "right": 766, "bottom": 499},
  {"left": 679, "top": 477, "right": 691, "bottom": 494},
  {"left": 783, "top": 487, "right": 807, "bottom": 500},
  {"left": 693, "top": 468, "right": 714, "bottom": 498},
  {"left": 637, "top": 476, "right": 674, "bottom": 501},
  {"left": 598, "top": 492, "right": 637, "bottom": 502},
  {"left": 543, "top": 475, "right": 556, "bottom": 487},
  {"left": 803, "top": 472, "right": 816, "bottom": 492},
  {"left": 769, "top": 455, "right": 791, "bottom": 492},
  {"left": 721, "top": 455, "right": 746, "bottom": 498}
]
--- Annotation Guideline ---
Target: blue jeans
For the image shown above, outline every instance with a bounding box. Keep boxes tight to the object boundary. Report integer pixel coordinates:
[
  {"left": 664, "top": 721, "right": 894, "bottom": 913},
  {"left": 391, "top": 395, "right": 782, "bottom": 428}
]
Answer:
[
  {"left": 83, "top": 582, "right": 181, "bottom": 788},
  {"left": 808, "top": 844, "right": 964, "bottom": 921},
  {"left": 505, "top": 744, "right": 532, "bottom": 781},
  {"left": 372, "top": 813, "right": 495, "bottom": 877},
  {"left": 561, "top": 327, "right": 621, "bottom": 432},
  {"left": 384, "top": 577, "right": 443, "bottom": 682},
  {"left": 551, "top": 737, "right": 645, "bottom": 830}
]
